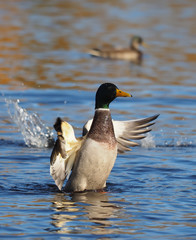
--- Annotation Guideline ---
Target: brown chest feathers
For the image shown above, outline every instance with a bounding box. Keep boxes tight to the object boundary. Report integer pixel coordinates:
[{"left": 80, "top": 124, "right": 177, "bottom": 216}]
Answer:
[{"left": 87, "top": 109, "right": 116, "bottom": 147}]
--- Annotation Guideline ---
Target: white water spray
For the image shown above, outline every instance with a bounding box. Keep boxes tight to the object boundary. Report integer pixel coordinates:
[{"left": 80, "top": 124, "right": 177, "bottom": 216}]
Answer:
[
  {"left": 141, "top": 133, "right": 156, "bottom": 148},
  {"left": 6, "top": 99, "right": 54, "bottom": 148}
]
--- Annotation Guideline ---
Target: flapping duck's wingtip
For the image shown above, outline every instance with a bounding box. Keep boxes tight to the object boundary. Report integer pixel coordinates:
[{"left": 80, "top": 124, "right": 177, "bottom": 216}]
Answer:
[
  {"left": 53, "top": 117, "right": 63, "bottom": 132},
  {"left": 154, "top": 114, "right": 160, "bottom": 119},
  {"left": 144, "top": 114, "right": 160, "bottom": 123}
]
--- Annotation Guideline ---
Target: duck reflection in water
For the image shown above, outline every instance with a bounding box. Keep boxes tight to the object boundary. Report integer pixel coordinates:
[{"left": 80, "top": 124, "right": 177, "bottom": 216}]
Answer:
[{"left": 50, "top": 191, "right": 127, "bottom": 235}]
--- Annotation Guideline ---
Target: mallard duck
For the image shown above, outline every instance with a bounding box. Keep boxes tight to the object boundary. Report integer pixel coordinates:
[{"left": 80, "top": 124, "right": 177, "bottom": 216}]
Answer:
[
  {"left": 89, "top": 36, "right": 147, "bottom": 63},
  {"left": 50, "top": 83, "right": 159, "bottom": 192}
]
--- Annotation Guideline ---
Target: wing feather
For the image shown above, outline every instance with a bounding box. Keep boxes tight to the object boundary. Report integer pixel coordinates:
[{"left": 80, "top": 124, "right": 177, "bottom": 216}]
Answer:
[
  {"left": 50, "top": 118, "right": 83, "bottom": 190},
  {"left": 83, "top": 114, "right": 159, "bottom": 154}
]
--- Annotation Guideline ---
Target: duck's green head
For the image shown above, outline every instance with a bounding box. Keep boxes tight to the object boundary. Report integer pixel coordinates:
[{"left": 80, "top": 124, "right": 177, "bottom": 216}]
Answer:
[
  {"left": 130, "top": 36, "right": 144, "bottom": 49},
  {"left": 95, "top": 83, "right": 132, "bottom": 109}
]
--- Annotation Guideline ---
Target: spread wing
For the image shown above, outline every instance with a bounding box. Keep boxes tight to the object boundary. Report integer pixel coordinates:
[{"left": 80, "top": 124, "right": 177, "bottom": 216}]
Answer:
[
  {"left": 50, "top": 118, "right": 83, "bottom": 190},
  {"left": 83, "top": 114, "right": 159, "bottom": 154},
  {"left": 113, "top": 114, "right": 159, "bottom": 153},
  {"left": 50, "top": 136, "right": 67, "bottom": 191}
]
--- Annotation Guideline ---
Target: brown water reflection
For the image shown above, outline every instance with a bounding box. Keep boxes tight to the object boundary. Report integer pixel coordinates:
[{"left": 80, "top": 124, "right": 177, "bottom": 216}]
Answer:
[{"left": 0, "top": 0, "right": 195, "bottom": 90}]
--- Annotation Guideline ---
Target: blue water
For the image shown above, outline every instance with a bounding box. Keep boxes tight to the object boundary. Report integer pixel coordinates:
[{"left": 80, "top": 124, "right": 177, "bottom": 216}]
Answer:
[{"left": 0, "top": 0, "right": 196, "bottom": 239}]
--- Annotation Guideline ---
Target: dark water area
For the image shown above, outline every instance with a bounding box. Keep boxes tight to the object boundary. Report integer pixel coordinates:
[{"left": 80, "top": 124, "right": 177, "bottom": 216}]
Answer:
[{"left": 0, "top": 0, "right": 196, "bottom": 239}]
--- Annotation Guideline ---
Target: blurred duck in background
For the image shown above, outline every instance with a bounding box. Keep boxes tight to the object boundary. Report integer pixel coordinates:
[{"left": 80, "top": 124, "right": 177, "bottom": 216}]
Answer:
[{"left": 89, "top": 36, "right": 147, "bottom": 64}]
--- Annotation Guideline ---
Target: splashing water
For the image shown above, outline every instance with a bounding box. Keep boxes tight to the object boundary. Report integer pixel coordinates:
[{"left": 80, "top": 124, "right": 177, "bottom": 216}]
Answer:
[
  {"left": 141, "top": 133, "right": 156, "bottom": 148},
  {"left": 141, "top": 132, "right": 194, "bottom": 149},
  {"left": 156, "top": 129, "right": 195, "bottom": 148},
  {"left": 6, "top": 99, "right": 55, "bottom": 148}
]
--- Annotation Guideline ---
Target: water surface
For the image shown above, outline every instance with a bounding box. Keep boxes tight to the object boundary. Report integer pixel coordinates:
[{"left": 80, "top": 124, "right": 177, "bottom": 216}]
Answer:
[{"left": 0, "top": 0, "right": 196, "bottom": 239}]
